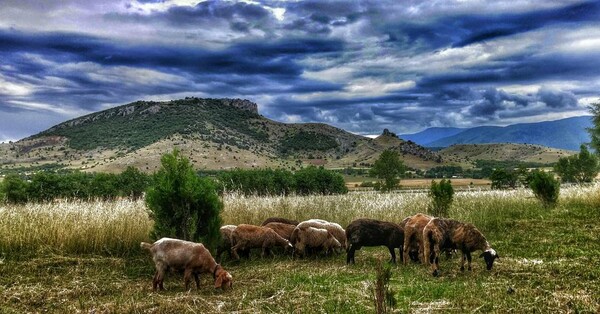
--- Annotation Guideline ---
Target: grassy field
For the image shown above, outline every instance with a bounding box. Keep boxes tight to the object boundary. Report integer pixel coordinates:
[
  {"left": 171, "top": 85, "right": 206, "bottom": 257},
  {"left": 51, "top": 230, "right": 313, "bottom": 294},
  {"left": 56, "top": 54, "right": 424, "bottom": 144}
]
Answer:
[{"left": 1, "top": 185, "right": 599, "bottom": 313}]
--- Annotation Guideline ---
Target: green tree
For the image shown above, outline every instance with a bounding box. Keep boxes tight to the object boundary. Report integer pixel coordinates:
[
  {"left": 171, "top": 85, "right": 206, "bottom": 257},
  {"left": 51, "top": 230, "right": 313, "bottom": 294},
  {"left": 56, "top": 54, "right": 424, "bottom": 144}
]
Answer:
[
  {"left": 119, "top": 166, "right": 150, "bottom": 199},
  {"left": 428, "top": 179, "right": 454, "bottom": 217},
  {"left": 146, "top": 150, "right": 222, "bottom": 250},
  {"left": 554, "top": 145, "right": 599, "bottom": 183},
  {"left": 1, "top": 174, "right": 29, "bottom": 204},
  {"left": 588, "top": 102, "right": 600, "bottom": 155},
  {"left": 490, "top": 169, "right": 517, "bottom": 189},
  {"left": 529, "top": 170, "right": 560, "bottom": 208},
  {"left": 370, "top": 150, "right": 406, "bottom": 192}
]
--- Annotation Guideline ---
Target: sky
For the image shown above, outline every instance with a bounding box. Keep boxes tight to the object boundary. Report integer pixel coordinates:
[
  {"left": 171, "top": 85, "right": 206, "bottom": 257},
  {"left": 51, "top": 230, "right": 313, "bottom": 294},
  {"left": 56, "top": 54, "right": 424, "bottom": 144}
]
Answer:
[{"left": 1, "top": 0, "right": 599, "bottom": 142}]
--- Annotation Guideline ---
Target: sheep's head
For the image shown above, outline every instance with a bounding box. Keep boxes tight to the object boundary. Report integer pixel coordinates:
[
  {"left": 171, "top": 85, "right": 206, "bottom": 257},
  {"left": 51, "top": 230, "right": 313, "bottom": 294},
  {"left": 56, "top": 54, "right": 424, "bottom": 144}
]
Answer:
[
  {"left": 283, "top": 239, "right": 294, "bottom": 253},
  {"left": 479, "top": 248, "right": 499, "bottom": 270},
  {"left": 328, "top": 237, "right": 342, "bottom": 254},
  {"left": 214, "top": 268, "right": 233, "bottom": 290}
]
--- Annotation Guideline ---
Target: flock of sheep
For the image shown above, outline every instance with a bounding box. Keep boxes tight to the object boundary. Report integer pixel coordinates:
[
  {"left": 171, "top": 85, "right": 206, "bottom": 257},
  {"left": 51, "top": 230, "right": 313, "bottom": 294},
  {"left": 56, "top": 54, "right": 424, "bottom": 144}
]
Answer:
[{"left": 141, "top": 214, "right": 499, "bottom": 291}]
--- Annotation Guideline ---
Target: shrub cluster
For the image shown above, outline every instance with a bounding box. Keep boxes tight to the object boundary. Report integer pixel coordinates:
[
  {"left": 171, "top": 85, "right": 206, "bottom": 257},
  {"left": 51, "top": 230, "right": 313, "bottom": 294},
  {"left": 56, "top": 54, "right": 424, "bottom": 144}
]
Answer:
[
  {"left": 217, "top": 166, "right": 348, "bottom": 196},
  {"left": 428, "top": 179, "right": 454, "bottom": 217},
  {"left": 0, "top": 166, "right": 150, "bottom": 203}
]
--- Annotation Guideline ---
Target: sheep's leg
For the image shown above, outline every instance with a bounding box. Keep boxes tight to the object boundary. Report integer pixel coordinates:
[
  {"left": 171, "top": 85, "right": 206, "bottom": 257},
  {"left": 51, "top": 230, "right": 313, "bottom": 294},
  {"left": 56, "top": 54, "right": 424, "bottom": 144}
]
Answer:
[
  {"left": 466, "top": 251, "right": 472, "bottom": 271},
  {"left": 388, "top": 246, "right": 396, "bottom": 264},
  {"left": 184, "top": 268, "right": 192, "bottom": 291},
  {"left": 346, "top": 244, "right": 356, "bottom": 264},
  {"left": 402, "top": 236, "right": 411, "bottom": 265},
  {"left": 460, "top": 252, "right": 466, "bottom": 271},
  {"left": 155, "top": 268, "right": 166, "bottom": 291},
  {"left": 152, "top": 271, "right": 160, "bottom": 291},
  {"left": 231, "top": 244, "right": 241, "bottom": 260},
  {"left": 399, "top": 245, "right": 404, "bottom": 263},
  {"left": 431, "top": 245, "right": 441, "bottom": 277},
  {"left": 193, "top": 273, "right": 200, "bottom": 289}
]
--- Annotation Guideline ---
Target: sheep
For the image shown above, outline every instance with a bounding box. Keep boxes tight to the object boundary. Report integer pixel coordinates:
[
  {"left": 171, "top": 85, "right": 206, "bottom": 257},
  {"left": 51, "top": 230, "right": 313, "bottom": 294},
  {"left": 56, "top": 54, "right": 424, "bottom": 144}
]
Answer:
[
  {"left": 140, "top": 237, "right": 233, "bottom": 291},
  {"left": 402, "top": 213, "right": 433, "bottom": 264},
  {"left": 263, "top": 222, "right": 296, "bottom": 241},
  {"left": 345, "top": 218, "right": 405, "bottom": 264},
  {"left": 216, "top": 225, "right": 249, "bottom": 261},
  {"left": 216, "top": 225, "right": 236, "bottom": 261},
  {"left": 260, "top": 217, "right": 300, "bottom": 226},
  {"left": 291, "top": 219, "right": 347, "bottom": 251},
  {"left": 293, "top": 226, "right": 342, "bottom": 257},
  {"left": 422, "top": 218, "right": 499, "bottom": 277},
  {"left": 231, "top": 224, "right": 293, "bottom": 259}
]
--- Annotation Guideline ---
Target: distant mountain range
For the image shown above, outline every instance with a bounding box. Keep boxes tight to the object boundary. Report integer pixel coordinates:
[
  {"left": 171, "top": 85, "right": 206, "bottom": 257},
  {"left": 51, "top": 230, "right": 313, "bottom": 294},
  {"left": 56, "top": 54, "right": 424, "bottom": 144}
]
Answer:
[{"left": 400, "top": 116, "right": 592, "bottom": 151}]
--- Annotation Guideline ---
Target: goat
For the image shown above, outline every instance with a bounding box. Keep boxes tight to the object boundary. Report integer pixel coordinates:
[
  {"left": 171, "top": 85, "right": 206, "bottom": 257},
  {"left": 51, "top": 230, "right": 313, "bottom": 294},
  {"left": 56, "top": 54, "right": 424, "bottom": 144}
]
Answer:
[
  {"left": 291, "top": 219, "right": 346, "bottom": 251},
  {"left": 293, "top": 226, "right": 342, "bottom": 257},
  {"left": 140, "top": 237, "right": 233, "bottom": 291},
  {"left": 422, "top": 218, "right": 499, "bottom": 276},
  {"left": 345, "top": 218, "right": 405, "bottom": 264},
  {"left": 260, "top": 217, "right": 300, "bottom": 226},
  {"left": 402, "top": 213, "right": 433, "bottom": 264},
  {"left": 263, "top": 222, "right": 296, "bottom": 241},
  {"left": 231, "top": 224, "right": 293, "bottom": 259}
]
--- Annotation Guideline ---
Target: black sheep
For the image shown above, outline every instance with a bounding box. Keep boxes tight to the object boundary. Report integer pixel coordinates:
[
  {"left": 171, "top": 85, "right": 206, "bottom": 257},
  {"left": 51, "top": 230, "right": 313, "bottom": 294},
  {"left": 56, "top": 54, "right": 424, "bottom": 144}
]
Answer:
[{"left": 346, "top": 218, "right": 405, "bottom": 264}]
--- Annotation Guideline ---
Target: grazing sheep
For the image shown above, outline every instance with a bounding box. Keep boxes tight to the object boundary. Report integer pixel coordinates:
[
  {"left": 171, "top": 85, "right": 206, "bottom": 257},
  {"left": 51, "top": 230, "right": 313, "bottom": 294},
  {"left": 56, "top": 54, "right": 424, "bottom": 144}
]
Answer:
[
  {"left": 140, "top": 237, "right": 233, "bottom": 291},
  {"left": 293, "top": 226, "right": 342, "bottom": 257},
  {"left": 216, "top": 225, "right": 249, "bottom": 261},
  {"left": 292, "top": 219, "right": 347, "bottom": 250},
  {"left": 216, "top": 225, "right": 236, "bottom": 261},
  {"left": 260, "top": 217, "right": 300, "bottom": 226},
  {"left": 402, "top": 213, "right": 433, "bottom": 264},
  {"left": 263, "top": 222, "right": 296, "bottom": 241},
  {"left": 422, "top": 218, "right": 499, "bottom": 277},
  {"left": 231, "top": 224, "right": 293, "bottom": 259},
  {"left": 345, "top": 218, "right": 405, "bottom": 264}
]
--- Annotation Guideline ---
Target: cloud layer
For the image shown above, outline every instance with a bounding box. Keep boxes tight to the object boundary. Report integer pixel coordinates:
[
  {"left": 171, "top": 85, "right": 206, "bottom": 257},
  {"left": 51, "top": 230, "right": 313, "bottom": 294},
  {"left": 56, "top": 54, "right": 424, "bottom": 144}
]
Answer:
[{"left": 1, "top": 0, "right": 599, "bottom": 141}]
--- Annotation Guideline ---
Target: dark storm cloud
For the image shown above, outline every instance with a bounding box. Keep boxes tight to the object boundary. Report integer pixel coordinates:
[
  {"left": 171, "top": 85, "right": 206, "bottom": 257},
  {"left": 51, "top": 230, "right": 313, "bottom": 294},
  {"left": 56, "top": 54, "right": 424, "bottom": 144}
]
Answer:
[{"left": 0, "top": 0, "right": 599, "bottom": 140}]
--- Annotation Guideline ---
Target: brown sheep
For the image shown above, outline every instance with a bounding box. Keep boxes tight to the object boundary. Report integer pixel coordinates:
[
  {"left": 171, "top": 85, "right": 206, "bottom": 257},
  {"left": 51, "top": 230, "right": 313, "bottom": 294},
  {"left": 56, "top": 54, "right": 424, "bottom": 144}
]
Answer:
[
  {"left": 422, "top": 218, "right": 499, "bottom": 277},
  {"left": 345, "top": 218, "right": 404, "bottom": 264},
  {"left": 216, "top": 225, "right": 236, "bottom": 261},
  {"left": 402, "top": 213, "right": 433, "bottom": 264},
  {"left": 292, "top": 219, "right": 346, "bottom": 250},
  {"left": 140, "top": 237, "right": 233, "bottom": 291},
  {"left": 263, "top": 222, "right": 296, "bottom": 241},
  {"left": 260, "top": 217, "right": 300, "bottom": 226},
  {"left": 231, "top": 224, "right": 293, "bottom": 259},
  {"left": 294, "top": 226, "right": 342, "bottom": 257}
]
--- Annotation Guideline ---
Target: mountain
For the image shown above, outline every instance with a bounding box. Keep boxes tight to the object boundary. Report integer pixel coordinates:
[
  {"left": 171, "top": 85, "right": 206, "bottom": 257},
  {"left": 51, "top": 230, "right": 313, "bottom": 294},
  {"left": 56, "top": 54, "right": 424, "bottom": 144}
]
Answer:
[
  {"left": 421, "top": 116, "right": 592, "bottom": 150},
  {"left": 400, "top": 127, "right": 465, "bottom": 146},
  {"left": 0, "top": 98, "right": 442, "bottom": 172}
]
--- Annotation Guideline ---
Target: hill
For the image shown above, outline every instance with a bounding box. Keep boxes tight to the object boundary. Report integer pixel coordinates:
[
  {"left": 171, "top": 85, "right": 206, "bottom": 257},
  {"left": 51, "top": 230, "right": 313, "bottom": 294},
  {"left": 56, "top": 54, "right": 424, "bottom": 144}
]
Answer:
[
  {"left": 425, "top": 116, "right": 592, "bottom": 150},
  {"left": 0, "top": 98, "right": 442, "bottom": 173},
  {"left": 400, "top": 127, "right": 465, "bottom": 146},
  {"left": 439, "top": 143, "right": 575, "bottom": 167}
]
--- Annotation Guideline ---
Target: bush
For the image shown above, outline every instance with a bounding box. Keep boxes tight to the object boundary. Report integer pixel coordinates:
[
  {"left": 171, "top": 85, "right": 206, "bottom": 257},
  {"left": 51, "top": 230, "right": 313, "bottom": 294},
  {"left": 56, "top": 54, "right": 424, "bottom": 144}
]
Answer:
[
  {"left": 529, "top": 170, "right": 560, "bottom": 208},
  {"left": 554, "top": 145, "right": 599, "bottom": 183},
  {"left": 1, "top": 174, "right": 28, "bottom": 204},
  {"left": 428, "top": 179, "right": 454, "bottom": 217},
  {"left": 146, "top": 150, "right": 222, "bottom": 250},
  {"left": 294, "top": 166, "right": 348, "bottom": 195}
]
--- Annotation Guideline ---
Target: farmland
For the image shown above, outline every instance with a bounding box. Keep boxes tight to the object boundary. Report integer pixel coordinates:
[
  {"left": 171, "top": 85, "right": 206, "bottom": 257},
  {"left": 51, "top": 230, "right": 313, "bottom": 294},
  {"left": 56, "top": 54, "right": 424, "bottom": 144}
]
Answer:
[{"left": 1, "top": 185, "right": 599, "bottom": 313}]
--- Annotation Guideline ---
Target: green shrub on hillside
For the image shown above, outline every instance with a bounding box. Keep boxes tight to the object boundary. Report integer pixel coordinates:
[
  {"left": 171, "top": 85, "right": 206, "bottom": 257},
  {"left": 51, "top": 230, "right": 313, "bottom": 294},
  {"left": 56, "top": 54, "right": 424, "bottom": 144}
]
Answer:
[
  {"left": 146, "top": 150, "right": 222, "bottom": 249},
  {"left": 279, "top": 131, "right": 339, "bottom": 154}
]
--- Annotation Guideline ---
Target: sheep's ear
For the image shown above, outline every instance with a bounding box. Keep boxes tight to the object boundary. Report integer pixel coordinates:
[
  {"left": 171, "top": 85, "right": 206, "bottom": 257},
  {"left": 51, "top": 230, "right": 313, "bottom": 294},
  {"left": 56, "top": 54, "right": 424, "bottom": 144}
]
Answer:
[{"left": 215, "top": 273, "right": 223, "bottom": 289}]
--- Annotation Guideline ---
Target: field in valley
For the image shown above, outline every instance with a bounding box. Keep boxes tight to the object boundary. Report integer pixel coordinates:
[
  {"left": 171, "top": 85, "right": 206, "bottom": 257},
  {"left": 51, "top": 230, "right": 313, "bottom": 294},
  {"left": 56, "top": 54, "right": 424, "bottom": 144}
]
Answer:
[{"left": 1, "top": 185, "right": 599, "bottom": 313}]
